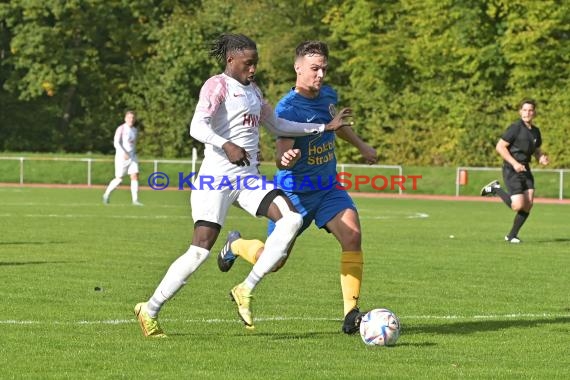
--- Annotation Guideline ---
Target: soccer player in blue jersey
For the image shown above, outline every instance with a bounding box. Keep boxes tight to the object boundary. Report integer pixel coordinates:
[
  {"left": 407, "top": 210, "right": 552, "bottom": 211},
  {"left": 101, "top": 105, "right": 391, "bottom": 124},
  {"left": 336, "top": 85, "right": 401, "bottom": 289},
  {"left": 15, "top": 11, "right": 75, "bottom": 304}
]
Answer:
[{"left": 217, "top": 40, "right": 377, "bottom": 334}]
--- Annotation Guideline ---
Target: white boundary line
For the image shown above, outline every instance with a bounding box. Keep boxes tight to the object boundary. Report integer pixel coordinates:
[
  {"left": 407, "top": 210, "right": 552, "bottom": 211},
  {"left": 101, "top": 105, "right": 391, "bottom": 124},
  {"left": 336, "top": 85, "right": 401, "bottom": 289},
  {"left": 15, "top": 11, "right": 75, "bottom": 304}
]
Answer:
[
  {"left": 0, "top": 212, "right": 430, "bottom": 220},
  {"left": 1, "top": 313, "right": 567, "bottom": 326}
]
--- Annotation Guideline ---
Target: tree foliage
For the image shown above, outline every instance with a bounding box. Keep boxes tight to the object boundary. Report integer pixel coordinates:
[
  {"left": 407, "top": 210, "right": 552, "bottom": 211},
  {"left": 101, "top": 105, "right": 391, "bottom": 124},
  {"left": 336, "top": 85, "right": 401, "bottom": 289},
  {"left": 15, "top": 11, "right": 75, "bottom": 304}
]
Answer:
[{"left": 1, "top": 0, "right": 568, "bottom": 167}]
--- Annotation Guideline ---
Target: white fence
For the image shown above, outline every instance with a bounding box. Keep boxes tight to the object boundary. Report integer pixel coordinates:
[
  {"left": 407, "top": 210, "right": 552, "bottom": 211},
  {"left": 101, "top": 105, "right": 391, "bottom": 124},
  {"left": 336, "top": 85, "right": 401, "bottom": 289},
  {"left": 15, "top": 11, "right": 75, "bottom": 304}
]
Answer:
[
  {"left": 455, "top": 166, "right": 569, "bottom": 199},
  {"left": 0, "top": 155, "right": 197, "bottom": 186},
  {"left": 0, "top": 155, "right": 403, "bottom": 193}
]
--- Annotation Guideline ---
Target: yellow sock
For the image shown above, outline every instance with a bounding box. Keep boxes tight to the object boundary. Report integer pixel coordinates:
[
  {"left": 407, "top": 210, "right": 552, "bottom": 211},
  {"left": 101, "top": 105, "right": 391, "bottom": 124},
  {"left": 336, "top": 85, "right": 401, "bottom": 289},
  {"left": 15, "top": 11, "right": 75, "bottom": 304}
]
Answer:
[
  {"left": 231, "top": 238, "right": 264, "bottom": 265},
  {"left": 340, "top": 251, "right": 363, "bottom": 316}
]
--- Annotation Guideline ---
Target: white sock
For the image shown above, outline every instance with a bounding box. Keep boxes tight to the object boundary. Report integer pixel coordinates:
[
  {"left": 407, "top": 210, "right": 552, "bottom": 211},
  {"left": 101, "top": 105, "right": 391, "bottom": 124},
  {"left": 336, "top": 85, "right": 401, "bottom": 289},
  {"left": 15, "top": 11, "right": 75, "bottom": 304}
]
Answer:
[
  {"left": 131, "top": 180, "right": 139, "bottom": 202},
  {"left": 244, "top": 212, "right": 302, "bottom": 289},
  {"left": 104, "top": 178, "right": 122, "bottom": 197},
  {"left": 147, "top": 245, "right": 209, "bottom": 317}
]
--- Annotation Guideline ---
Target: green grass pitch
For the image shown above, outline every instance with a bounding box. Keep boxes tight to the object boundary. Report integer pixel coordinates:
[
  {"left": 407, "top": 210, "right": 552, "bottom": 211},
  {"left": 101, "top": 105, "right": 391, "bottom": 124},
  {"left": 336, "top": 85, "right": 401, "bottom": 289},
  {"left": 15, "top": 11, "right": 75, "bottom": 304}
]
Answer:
[{"left": 0, "top": 187, "right": 568, "bottom": 379}]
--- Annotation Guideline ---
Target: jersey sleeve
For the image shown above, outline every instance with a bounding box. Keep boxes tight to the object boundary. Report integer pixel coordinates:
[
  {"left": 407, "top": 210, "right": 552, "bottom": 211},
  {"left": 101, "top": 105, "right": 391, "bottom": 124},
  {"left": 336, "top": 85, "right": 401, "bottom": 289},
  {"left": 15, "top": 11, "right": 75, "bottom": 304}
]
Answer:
[
  {"left": 501, "top": 123, "right": 519, "bottom": 144},
  {"left": 189, "top": 77, "right": 229, "bottom": 148},
  {"left": 113, "top": 126, "right": 128, "bottom": 154},
  {"left": 258, "top": 87, "right": 325, "bottom": 137}
]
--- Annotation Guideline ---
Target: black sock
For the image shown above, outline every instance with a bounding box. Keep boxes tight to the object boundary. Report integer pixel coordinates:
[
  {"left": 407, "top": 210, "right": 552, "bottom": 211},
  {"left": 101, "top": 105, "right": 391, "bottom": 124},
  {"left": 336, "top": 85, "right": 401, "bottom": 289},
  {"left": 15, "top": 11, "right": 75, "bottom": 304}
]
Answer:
[
  {"left": 494, "top": 188, "right": 512, "bottom": 208},
  {"left": 508, "top": 211, "right": 529, "bottom": 239}
]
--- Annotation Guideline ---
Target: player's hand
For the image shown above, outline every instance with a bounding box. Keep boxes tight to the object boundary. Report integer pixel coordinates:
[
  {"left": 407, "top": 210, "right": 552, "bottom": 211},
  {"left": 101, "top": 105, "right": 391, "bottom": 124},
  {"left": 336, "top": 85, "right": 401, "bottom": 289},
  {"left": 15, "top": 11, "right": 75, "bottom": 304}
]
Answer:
[
  {"left": 123, "top": 153, "right": 130, "bottom": 160},
  {"left": 360, "top": 144, "right": 378, "bottom": 165},
  {"left": 513, "top": 162, "right": 527, "bottom": 172},
  {"left": 539, "top": 155, "right": 549, "bottom": 165},
  {"left": 280, "top": 148, "right": 301, "bottom": 168},
  {"left": 324, "top": 108, "right": 353, "bottom": 131},
  {"left": 222, "top": 141, "right": 251, "bottom": 166}
]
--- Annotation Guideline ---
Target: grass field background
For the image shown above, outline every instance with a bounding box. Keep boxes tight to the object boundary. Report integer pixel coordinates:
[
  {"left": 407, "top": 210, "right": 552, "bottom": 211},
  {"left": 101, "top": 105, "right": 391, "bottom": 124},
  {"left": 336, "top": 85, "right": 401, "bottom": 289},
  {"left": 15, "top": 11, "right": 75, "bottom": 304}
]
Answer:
[{"left": 0, "top": 187, "right": 569, "bottom": 379}]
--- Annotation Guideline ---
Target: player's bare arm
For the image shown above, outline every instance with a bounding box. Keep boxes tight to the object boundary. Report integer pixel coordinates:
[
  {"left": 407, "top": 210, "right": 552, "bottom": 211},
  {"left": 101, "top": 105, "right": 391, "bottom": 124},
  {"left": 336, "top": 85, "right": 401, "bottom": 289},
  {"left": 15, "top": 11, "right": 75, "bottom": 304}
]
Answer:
[
  {"left": 222, "top": 141, "right": 251, "bottom": 167},
  {"left": 335, "top": 126, "right": 377, "bottom": 165},
  {"left": 535, "top": 148, "right": 549, "bottom": 165},
  {"left": 275, "top": 138, "right": 300, "bottom": 169},
  {"left": 496, "top": 139, "right": 526, "bottom": 172},
  {"left": 324, "top": 108, "right": 354, "bottom": 131}
]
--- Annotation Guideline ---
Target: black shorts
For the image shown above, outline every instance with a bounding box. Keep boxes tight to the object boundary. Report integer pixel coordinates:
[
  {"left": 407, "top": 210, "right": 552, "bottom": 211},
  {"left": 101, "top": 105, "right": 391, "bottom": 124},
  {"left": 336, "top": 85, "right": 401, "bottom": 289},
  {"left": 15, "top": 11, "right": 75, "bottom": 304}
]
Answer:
[{"left": 502, "top": 164, "right": 534, "bottom": 195}]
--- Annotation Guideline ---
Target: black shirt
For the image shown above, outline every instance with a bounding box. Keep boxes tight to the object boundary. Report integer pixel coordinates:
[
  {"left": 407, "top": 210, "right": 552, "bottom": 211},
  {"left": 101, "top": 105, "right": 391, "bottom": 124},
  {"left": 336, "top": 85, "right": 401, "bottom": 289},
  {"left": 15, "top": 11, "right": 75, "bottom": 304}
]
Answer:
[{"left": 501, "top": 119, "right": 542, "bottom": 165}]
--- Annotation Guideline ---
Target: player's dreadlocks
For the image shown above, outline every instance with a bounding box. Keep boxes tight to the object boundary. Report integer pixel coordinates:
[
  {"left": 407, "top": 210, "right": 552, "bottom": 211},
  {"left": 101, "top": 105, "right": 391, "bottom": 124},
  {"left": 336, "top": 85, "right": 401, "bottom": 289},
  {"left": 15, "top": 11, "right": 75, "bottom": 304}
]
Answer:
[
  {"left": 210, "top": 33, "right": 257, "bottom": 63},
  {"left": 296, "top": 40, "right": 329, "bottom": 59}
]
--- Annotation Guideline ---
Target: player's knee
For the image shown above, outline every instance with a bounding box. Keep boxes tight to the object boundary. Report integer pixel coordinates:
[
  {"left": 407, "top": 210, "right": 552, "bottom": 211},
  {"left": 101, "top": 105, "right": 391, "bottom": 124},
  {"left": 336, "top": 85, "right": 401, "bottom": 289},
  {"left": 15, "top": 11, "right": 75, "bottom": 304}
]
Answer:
[
  {"left": 281, "top": 211, "right": 303, "bottom": 234},
  {"left": 343, "top": 230, "right": 362, "bottom": 249}
]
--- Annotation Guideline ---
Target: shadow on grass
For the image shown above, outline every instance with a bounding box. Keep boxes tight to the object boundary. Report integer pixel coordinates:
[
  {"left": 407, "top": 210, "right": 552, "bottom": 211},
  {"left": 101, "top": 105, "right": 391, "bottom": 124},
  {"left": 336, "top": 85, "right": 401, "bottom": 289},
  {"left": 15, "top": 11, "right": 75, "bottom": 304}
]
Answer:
[
  {"left": 0, "top": 260, "right": 80, "bottom": 266},
  {"left": 535, "top": 238, "right": 570, "bottom": 243},
  {"left": 393, "top": 341, "right": 437, "bottom": 347},
  {"left": 170, "top": 330, "right": 341, "bottom": 339},
  {"left": 255, "top": 331, "right": 341, "bottom": 340},
  {"left": 0, "top": 241, "right": 67, "bottom": 245},
  {"left": 405, "top": 316, "right": 570, "bottom": 335}
]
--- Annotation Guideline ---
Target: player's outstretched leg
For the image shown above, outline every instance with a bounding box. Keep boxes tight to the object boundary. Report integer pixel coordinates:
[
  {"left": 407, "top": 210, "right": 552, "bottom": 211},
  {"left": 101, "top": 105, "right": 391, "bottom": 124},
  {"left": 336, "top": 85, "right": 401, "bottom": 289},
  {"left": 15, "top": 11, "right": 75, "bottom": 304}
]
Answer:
[{"left": 103, "top": 178, "right": 122, "bottom": 204}]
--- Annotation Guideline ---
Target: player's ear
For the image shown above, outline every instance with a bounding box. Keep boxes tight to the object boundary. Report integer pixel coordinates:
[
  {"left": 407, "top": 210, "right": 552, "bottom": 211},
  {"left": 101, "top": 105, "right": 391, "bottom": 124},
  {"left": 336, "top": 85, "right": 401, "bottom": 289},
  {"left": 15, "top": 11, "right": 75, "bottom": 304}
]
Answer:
[{"left": 294, "top": 61, "right": 301, "bottom": 75}]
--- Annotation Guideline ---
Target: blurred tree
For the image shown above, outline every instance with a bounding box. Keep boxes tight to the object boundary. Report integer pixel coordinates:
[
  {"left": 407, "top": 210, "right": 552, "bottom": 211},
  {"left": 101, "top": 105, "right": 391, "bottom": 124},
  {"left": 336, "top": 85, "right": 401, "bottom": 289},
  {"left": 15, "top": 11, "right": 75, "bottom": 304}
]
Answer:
[
  {"left": 0, "top": 0, "right": 568, "bottom": 168},
  {"left": 0, "top": 0, "right": 190, "bottom": 153}
]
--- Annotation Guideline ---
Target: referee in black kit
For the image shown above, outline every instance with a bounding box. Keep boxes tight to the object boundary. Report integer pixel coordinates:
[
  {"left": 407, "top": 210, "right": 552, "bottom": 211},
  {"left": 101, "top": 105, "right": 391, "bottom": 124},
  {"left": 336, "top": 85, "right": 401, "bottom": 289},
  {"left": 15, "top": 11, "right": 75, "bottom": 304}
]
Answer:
[{"left": 480, "top": 98, "right": 549, "bottom": 243}]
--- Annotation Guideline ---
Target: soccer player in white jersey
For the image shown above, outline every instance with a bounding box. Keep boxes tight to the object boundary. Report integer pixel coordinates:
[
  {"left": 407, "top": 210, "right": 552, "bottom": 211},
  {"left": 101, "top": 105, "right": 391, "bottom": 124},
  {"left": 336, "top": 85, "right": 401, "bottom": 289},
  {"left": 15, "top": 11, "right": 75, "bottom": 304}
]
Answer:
[
  {"left": 102, "top": 110, "right": 143, "bottom": 206},
  {"left": 134, "top": 33, "right": 353, "bottom": 337}
]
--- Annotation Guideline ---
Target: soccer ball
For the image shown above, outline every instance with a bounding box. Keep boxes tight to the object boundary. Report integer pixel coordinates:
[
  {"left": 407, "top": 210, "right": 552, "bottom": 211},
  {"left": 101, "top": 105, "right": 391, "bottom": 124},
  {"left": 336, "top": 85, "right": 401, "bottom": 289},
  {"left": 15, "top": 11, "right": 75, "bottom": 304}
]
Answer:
[{"left": 359, "top": 308, "right": 401, "bottom": 346}]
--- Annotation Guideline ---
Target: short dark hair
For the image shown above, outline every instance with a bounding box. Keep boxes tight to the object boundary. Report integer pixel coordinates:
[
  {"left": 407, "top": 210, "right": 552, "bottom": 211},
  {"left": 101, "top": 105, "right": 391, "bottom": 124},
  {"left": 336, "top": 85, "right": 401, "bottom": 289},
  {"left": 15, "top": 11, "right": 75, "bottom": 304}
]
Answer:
[
  {"left": 519, "top": 98, "right": 537, "bottom": 110},
  {"left": 295, "top": 41, "right": 329, "bottom": 59},
  {"left": 210, "top": 33, "right": 257, "bottom": 63}
]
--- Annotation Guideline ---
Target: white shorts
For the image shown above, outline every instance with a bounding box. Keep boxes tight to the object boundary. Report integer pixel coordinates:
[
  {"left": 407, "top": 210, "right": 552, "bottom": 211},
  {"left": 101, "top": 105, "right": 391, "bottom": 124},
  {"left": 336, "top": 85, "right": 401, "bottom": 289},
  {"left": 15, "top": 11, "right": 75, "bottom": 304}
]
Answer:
[
  {"left": 190, "top": 175, "right": 277, "bottom": 226},
  {"left": 115, "top": 155, "right": 139, "bottom": 178}
]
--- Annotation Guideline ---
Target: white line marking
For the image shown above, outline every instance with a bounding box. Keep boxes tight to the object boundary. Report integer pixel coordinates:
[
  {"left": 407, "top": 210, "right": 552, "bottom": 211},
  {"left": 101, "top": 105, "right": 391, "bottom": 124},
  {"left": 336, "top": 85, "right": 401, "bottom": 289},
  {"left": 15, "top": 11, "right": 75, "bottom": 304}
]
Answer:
[
  {"left": 1, "top": 313, "right": 566, "bottom": 326},
  {"left": 0, "top": 212, "right": 430, "bottom": 220}
]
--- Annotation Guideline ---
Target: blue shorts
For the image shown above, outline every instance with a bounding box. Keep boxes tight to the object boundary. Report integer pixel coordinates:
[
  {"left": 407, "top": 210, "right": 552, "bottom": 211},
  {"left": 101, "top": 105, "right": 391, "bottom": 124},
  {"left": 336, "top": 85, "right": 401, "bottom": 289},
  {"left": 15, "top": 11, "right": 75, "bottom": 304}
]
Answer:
[{"left": 267, "top": 187, "right": 357, "bottom": 235}]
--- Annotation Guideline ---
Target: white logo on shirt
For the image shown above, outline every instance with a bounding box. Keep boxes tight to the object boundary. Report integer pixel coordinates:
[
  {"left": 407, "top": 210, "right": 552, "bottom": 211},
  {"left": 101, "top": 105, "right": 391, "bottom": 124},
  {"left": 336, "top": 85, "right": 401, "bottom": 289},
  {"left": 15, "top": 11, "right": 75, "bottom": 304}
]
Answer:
[{"left": 306, "top": 115, "right": 317, "bottom": 122}]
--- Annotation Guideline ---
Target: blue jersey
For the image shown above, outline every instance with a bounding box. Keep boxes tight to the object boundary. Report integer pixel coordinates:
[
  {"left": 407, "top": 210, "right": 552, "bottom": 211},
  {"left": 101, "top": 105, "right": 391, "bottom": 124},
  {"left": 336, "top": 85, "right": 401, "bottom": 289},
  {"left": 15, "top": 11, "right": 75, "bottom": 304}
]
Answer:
[
  {"left": 267, "top": 85, "right": 356, "bottom": 236},
  {"left": 274, "top": 85, "right": 339, "bottom": 192}
]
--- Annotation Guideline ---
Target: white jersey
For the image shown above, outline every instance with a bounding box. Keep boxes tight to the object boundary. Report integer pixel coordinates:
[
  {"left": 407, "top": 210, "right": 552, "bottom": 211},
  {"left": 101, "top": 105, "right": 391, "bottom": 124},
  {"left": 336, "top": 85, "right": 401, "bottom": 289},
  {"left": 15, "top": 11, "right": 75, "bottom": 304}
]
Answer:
[
  {"left": 190, "top": 74, "right": 264, "bottom": 177},
  {"left": 114, "top": 123, "right": 138, "bottom": 157},
  {"left": 190, "top": 73, "right": 327, "bottom": 180}
]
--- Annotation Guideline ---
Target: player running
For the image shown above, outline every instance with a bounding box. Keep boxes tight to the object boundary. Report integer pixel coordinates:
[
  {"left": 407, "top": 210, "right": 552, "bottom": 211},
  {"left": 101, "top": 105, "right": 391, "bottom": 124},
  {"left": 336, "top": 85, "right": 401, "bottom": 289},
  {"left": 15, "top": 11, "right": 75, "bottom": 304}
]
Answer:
[
  {"left": 103, "top": 110, "right": 143, "bottom": 206},
  {"left": 217, "top": 40, "right": 377, "bottom": 334},
  {"left": 134, "top": 34, "right": 353, "bottom": 337},
  {"left": 480, "top": 98, "right": 549, "bottom": 243}
]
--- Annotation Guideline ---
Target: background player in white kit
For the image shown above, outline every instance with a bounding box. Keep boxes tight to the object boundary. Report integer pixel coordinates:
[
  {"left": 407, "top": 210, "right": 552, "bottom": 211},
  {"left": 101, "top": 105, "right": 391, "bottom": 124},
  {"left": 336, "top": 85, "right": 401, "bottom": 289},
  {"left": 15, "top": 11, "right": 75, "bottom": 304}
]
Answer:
[
  {"left": 134, "top": 33, "right": 353, "bottom": 337},
  {"left": 102, "top": 110, "right": 143, "bottom": 206}
]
